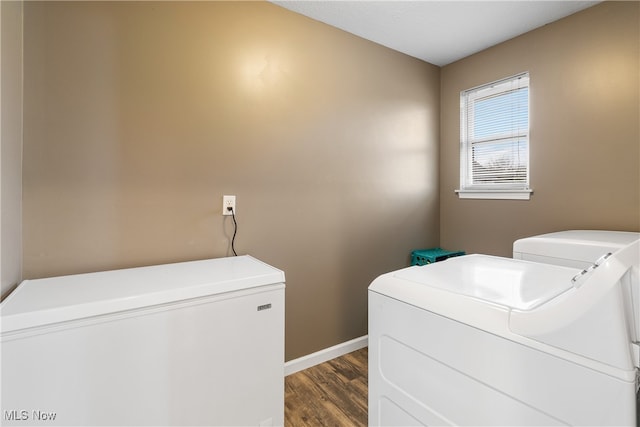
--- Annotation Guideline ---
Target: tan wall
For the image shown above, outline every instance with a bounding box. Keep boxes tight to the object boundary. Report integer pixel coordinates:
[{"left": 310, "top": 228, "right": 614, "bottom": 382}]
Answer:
[
  {"left": 22, "top": 1, "right": 440, "bottom": 360},
  {"left": 1, "top": 0, "right": 23, "bottom": 298},
  {"left": 440, "top": 1, "right": 639, "bottom": 257}
]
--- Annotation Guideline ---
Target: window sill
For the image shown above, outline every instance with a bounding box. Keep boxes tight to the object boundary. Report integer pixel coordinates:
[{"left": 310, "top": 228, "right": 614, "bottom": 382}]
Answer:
[{"left": 455, "top": 189, "right": 533, "bottom": 200}]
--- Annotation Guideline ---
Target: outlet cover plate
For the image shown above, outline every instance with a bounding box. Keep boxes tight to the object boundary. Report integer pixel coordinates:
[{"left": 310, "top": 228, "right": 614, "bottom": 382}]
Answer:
[{"left": 222, "top": 195, "right": 236, "bottom": 215}]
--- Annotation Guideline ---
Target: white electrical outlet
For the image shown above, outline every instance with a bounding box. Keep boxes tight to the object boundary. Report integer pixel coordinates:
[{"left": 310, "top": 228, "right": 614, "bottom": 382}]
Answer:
[{"left": 222, "top": 195, "right": 236, "bottom": 216}]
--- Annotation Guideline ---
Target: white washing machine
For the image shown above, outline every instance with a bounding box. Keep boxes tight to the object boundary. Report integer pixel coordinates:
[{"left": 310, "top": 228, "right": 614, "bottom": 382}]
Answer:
[
  {"left": 369, "top": 232, "right": 640, "bottom": 426},
  {"left": 1, "top": 255, "right": 285, "bottom": 426}
]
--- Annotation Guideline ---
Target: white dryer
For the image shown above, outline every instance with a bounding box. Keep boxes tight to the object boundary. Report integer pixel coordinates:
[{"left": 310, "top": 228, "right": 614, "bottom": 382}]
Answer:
[
  {"left": 513, "top": 230, "right": 640, "bottom": 269},
  {"left": 514, "top": 230, "right": 640, "bottom": 362},
  {"left": 368, "top": 233, "right": 639, "bottom": 426}
]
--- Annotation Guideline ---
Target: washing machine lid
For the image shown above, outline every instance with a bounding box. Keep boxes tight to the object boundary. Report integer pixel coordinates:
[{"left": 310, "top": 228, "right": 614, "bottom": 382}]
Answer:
[
  {"left": 374, "top": 254, "right": 578, "bottom": 312},
  {"left": 513, "top": 230, "right": 640, "bottom": 264},
  {"left": 1, "top": 255, "right": 285, "bottom": 334}
]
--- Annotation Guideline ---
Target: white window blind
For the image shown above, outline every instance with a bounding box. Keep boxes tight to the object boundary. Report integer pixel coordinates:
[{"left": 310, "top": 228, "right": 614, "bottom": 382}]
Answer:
[{"left": 458, "top": 73, "right": 531, "bottom": 200}]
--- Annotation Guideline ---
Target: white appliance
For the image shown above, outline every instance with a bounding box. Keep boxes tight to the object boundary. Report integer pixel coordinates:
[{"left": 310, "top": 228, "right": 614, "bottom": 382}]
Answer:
[
  {"left": 514, "top": 230, "right": 640, "bottom": 362},
  {"left": 1, "top": 255, "right": 285, "bottom": 426},
  {"left": 369, "top": 235, "right": 639, "bottom": 426},
  {"left": 514, "top": 229, "right": 640, "bottom": 268}
]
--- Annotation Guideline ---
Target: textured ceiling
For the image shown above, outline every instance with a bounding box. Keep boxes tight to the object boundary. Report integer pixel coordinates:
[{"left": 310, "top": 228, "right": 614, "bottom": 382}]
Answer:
[{"left": 270, "top": 1, "right": 600, "bottom": 66}]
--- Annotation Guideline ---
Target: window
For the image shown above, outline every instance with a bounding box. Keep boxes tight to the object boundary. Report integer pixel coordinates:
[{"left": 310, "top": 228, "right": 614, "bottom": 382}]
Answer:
[{"left": 457, "top": 73, "right": 532, "bottom": 200}]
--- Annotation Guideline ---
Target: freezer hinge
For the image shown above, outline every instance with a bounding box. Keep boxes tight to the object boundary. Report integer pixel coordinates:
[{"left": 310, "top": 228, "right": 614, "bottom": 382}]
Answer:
[
  {"left": 633, "top": 342, "right": 640, "bottom": 393},
  {"left": 632, "top": 342, "right": 640, "bottom": 369}
]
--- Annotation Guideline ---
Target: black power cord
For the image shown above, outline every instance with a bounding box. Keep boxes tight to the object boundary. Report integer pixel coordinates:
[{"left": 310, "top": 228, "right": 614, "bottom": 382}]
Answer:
[{"left": 228, "top": 207, "right": 238, "bottom": 256}]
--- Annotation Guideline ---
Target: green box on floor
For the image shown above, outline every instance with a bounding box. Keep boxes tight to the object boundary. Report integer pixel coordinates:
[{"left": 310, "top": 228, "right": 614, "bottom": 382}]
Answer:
[{"left": 410, "top": 247, "right": 465, "bottom": 265}]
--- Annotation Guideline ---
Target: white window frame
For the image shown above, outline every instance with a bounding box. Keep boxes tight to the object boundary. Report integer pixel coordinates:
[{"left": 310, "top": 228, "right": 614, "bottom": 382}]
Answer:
[{"left": 456, "top": 73, "right": 532, "bottom": 200}]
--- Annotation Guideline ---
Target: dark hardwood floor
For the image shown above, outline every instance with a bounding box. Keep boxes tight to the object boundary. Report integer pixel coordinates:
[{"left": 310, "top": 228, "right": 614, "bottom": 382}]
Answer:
[{"left": 285, "top": 347, "right": 368, "bottom": 427}]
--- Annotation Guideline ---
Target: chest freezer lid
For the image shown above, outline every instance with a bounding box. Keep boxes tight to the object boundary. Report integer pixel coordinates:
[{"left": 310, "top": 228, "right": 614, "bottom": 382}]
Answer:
[
  {"left": 374, "top": 254, "right": 577, "bottom": 311},
  {"left": 513, "top": 230, "right": 640, "bottom": 263},
  {"left": 1, "top": 255, "right": 285, "bottom": 334}
]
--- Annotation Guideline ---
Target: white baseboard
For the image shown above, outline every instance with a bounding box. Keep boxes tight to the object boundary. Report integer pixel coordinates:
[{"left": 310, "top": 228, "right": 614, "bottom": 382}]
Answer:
[{"left": 284, "top": 335, "right": 368, "bottom": 376}]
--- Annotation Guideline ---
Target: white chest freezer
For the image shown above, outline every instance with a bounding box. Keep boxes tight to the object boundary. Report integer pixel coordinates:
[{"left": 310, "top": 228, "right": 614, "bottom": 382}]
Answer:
[
  {"left": 369, "top": 238, "right": 639, "bottom": 426},
  {"left": 1, "top": 255, "right": 285, "bottom": 426}
]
